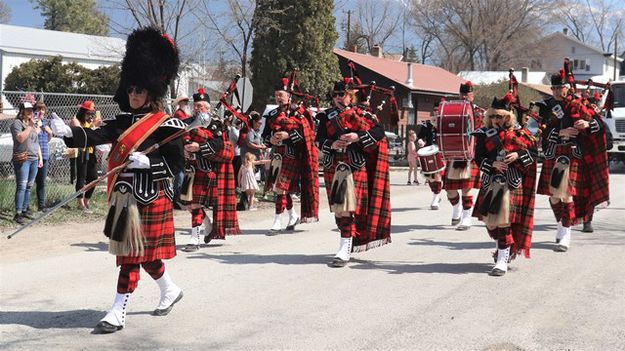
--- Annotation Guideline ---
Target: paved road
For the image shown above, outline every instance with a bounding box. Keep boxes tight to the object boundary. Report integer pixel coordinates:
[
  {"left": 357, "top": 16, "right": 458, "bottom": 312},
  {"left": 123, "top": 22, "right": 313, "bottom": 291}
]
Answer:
[{"left": 1, "top": 166, "right": 625, "bottom": 350}]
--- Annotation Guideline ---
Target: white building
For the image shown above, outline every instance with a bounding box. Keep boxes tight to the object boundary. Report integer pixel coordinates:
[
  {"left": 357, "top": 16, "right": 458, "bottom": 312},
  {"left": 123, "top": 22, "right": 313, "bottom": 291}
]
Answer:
[
  {"left": 534, "top": 31, "right": 623, "bottom": 81},
  {"left": 458, "top": 70, "right": 548, "bottom": 85},
  {"left": 0, "top": 24, "right": 126, "bottom": 92}
]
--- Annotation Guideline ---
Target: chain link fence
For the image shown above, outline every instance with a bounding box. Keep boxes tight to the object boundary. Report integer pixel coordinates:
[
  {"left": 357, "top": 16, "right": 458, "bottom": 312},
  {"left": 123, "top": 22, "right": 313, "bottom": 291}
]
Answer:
[{"left": 0, "top": 90, "right": 121, "bottom": 211}]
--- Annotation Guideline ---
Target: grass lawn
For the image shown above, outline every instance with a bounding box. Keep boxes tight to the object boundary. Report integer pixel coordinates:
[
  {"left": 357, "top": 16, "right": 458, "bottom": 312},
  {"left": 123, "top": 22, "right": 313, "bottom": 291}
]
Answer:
[{"left": 0, "top": 179, "right": 109, "bottom": 229}]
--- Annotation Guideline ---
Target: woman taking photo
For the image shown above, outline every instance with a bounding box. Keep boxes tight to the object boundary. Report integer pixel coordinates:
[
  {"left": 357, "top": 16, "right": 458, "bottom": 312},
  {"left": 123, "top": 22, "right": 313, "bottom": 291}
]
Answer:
[
  {"left": 70, "top": 101, "right": 98, "bottom": 212},
  {"left": 10, "top": 100, "right": 42, "bottom": 224}
]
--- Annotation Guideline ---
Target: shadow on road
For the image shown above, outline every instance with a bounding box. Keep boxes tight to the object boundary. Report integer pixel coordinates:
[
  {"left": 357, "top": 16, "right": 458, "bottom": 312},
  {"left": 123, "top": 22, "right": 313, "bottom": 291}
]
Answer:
[
  {"left": 0, "top": 309, "right": 104, "bottom": 329},
  {"left": 185, "top": 252, "right": 333, "bottom": 265},
  {"left": 348, "top": 259, "right": 492, "bottom": 274},
  {"left": 70, "top": 241, "right": 108, "bottom": 252},
  {"left": 391, "top": 224, "right": 449, "bottom": 234},
  {"left": 408, "top": 238, "right": 493, "bottom": 250}
]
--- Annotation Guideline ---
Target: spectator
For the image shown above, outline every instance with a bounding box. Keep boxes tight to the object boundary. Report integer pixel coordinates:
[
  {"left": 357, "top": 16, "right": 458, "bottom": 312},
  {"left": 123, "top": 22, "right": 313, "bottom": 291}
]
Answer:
[
  {"left": 242, "top": 111, "right": 268, "bottom": 181},
  {"left": 406, "top": 130, "right": 420, "bottom": 185},
  {"left": 71, "top": 101, "right": 98, "bottom": 213},
  {"left": 172, "top": 95, "right": 191, "bottom": 121},
  {"left": 10, "top": 101, "right": 42, "bottom": 224},
  {"left": 34, "top": 102, "right": 53, "bottom": 212},
  {"left": 238, "top": 152, "right": 269, "bottom": 211},
  {"left": 227, "top": 116, "right": 242, "bottom": 187}
]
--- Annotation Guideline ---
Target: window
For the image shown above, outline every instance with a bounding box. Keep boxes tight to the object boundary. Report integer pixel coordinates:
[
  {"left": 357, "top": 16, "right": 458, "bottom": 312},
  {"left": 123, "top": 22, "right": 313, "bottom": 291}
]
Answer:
[
  {"left": 579, "top": 60, "right": 586, "bottom": 70},
  {"left": 572, "top": 46, "right": 576, "bottom": 54},
  {"left": 574, "top": 59, "right": 579, "bottom": 69}
]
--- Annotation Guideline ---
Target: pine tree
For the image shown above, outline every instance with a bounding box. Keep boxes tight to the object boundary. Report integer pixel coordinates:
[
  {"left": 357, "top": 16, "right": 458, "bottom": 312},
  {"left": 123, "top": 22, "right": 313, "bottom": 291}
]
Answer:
[
  {"left": 31, "top": 0, "right": 109, "bottom": 36},
  {"left": 250, "top": 0, "right": 339, "bottom": 108}
]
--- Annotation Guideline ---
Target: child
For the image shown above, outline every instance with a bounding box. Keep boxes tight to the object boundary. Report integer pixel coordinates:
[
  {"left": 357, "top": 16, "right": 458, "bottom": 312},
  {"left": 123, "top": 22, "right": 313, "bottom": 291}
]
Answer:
[
  {"left": 407, "top": 130, "right": 420, "bottom": 185},
  {"left": 238, "top": 152, "right": 269, "bottom": 210}
]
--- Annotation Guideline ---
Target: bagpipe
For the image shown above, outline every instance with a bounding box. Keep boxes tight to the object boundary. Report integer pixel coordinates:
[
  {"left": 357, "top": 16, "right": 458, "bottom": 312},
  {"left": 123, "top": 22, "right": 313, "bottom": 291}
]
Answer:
[
  {"left": 347, "top": 60, "right": 400, "bottom": 126},
  {"left": 563, "top": 57, "right": 615, "bottom": 113},
  {"left": 217, "top": 74, "right": 250, "bottom": 129},
  {"left": 285, "top": 69, "right": 320, "bottom": 112}
]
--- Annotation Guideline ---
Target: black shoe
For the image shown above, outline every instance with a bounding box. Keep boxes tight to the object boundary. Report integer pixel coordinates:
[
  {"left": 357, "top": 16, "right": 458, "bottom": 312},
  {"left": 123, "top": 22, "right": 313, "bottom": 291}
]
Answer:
[
  {"left": 582, "top": 222, "right": 594, "bottom": 233},
  {"left": 39, "top": 207, "right": 49, "bottom": 213},
  {"left": 203, "top": 230, "right": 216, "bottom": 244},
  {"left": 554, "top": 244, "right": 569, "bottom": 252},
  {"left": 13, "top": 214, "right": 25, "bottom": 225},
  {"left": 93, "top": 321, "right": 123, "bottom": 334},
  {"left": 182, "top": 244, "right": 199, "bottom": 252},
  {"left": 152, "top": 291, "right": 184, "bottom": 316},
  {"left": 489, "top": 268, "right": 506, "bottom": 277},
  {"left": 22, "top": 211, "right": 35, "bottom": 220},
  {"left": 330, "top": 257, "right": 349, "bottom": 268}
]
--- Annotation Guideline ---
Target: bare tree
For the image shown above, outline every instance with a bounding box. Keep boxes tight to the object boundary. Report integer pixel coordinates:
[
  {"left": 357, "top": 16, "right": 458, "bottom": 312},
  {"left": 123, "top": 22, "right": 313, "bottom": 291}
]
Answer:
[
  {"left": 194, "top": 0, "right": 255, "bottom": 77},
  {"left": 345, "top": 0, "right": 402, "bottom": 54},
  {"left": 409, "top": 0, "right": 549, "bottom": 72},
  {"left": 552, "top": 0, "right": 624, "bottom": 53},
  {"left": 0, "top": 0, "right": 11, "bottom": 23}
]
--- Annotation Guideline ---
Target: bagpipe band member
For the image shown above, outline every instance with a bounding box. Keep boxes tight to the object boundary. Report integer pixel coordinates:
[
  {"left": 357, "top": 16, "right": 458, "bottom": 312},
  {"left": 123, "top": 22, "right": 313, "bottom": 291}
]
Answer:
[
  {"left": 180, "top": 88, "right": 240, "bottom": 252},
  {"left": 573, "top": 93, "right": 611, "bottom": 233},
  {"left": 473, "top": 95, "right": 538, "bottom": 276},
  {"left": 418, "top": 102, "right": 443, "bottom": 210},
  {"left": 55, "top": 27, "right": 185, "bottom": 333},
  {"left": 315, "top": 78, "right": 392, "bottom": 267},
  {"left": 443, "top": 81, "right": 483, "bottom": 230},
  {"left": 261, "top": 77, "right": 319, "bottom": 234},
  {"left": 536, "top": 72, "right": 608, "bottom": 252}
]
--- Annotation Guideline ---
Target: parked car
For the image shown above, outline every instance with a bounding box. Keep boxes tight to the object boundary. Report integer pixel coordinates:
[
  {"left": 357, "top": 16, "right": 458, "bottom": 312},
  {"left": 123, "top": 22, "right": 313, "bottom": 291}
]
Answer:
[
  {"left": 385, "top": 131, "right": 405, "bottom": 161},
  {"left": 0, "top": 132, "right": 70, "bottom": 177}
]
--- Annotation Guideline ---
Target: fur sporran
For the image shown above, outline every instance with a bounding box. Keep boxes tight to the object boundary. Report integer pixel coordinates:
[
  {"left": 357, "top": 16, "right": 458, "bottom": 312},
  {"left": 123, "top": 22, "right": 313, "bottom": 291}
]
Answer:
[
  {"left": 269, "top": 153, "right": 283, "bottom": 192},
  {"left": 179, "top": 166, "right": 196, "bottom": 202},
  {"left": 104, "top": 182, "right": 145, "bottom": 257},
  {"left": 482, "top": 175, "right": 510, "bottom": 228},
  {"left": 329, "top": 162, "right": 357, "bottom": 213},
  {"left": 549, "top": 156, "right": 570, "bottom": 200},
  {"left": 447, "top": 160, "right": 471, "bottom": 180}
]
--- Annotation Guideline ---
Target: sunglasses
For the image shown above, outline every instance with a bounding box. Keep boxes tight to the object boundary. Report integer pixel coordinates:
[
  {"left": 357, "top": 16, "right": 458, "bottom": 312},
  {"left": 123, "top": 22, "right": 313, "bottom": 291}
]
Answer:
[
  {"left": 332, "top": 92, "right": 346, "bottom": 98},
  {"left": 126, "top": 86, "right": 146, "bottom": 95},
  {"left": 489, "top": 115, "right": 506, "bottom": 120}
]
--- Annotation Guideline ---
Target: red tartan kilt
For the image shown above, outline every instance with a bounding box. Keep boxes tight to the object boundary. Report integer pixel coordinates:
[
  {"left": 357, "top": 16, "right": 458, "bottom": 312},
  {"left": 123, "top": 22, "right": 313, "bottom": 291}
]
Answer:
[
  {"left": 473, "top": 185, "right": 528, "bottom": 225},
  {"left": 537, "top": 145, "right": 582, "bottom": 196},
  {"left": 117, "top": 190, "right": 176, "bottom": 265},
  {"left": 323, "top": 153, "right": 368, "bottom": 215},
  {"left": 443, "top": 159, "right": 481, "bottom": 190},
  {"left": 181, "top": 169, "right": 216, "bottom": 207},
  {"left": 266, "top": 149, "right": 301, "bottom": 193}
]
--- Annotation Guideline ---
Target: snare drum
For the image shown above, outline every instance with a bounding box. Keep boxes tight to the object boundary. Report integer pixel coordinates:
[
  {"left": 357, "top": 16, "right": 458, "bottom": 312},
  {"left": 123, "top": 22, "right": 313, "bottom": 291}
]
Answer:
[
  {"left": 437, "top": 100, "right": 475, "bottom": 160},
  {"left": 417, "top": 145, "right": 445, "bottom": 174}
]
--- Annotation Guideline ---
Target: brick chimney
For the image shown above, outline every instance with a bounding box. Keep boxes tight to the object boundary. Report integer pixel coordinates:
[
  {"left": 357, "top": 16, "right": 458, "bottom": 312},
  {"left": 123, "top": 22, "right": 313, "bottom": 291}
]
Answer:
[
  {"left": 350, "top": 44, "right": 358, "bottom": 53},
  {"left": 371, "top": 44, "right": 383, "bottom": 58}
]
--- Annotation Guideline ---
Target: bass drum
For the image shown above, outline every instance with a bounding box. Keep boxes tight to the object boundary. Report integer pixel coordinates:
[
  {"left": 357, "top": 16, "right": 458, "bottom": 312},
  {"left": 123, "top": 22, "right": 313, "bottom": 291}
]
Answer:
[
  {"left": 437, "top": 100, "right": 475, "bottom": 160},
  {"left": 417, "top": 145, "right": 445, "bottom": 175}
]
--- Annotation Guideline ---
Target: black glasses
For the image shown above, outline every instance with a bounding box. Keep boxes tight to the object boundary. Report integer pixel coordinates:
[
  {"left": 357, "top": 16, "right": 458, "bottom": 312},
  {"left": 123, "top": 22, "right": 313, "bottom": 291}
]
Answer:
[
  {"left": 332, "top": 92, "right": 346, "bottom": 98},
  {"left": 126, "top": 86, "right": 146, "bottom": 95},
  {"left": 489, "top": 115, "right": 506, "bottom": 120}
]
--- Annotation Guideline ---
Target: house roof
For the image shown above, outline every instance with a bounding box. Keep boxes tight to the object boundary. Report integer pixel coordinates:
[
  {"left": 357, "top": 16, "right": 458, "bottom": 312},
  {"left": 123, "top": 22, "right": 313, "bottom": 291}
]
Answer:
[
  {"left": 458, "top": 71, "right": 548, "bottom": 85},
  {"left": 0, "top": 24, "right": 125, "bottom": 63},
  {"left": 334, "top": 49, "right": 465, "bottom": 95},
  {"left": 541, "top": 32, "right": 624, "bottom": 62}
]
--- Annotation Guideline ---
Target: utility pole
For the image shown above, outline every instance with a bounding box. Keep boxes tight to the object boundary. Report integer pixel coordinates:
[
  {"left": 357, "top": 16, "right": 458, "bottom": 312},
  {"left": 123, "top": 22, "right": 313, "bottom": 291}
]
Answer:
[
  {"left": 346, "top": 9, "right": 352, "bottom": 48},
  {"left": 614, "top": 31, "right": 618, "bottom": 80}
]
